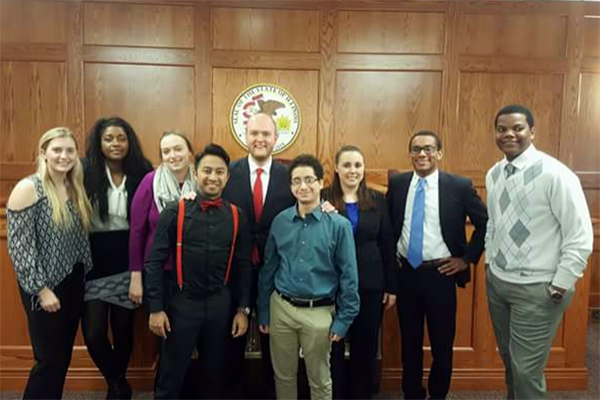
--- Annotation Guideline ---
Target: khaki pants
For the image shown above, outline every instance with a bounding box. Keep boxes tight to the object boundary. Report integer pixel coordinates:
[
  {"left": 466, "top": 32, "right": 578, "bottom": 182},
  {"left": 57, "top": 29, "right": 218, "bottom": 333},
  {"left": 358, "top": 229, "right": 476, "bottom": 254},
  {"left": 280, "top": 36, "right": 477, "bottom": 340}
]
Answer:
[
  {"left": 486, "top": 267, "right": 574, "bottom": 400},
  {"left": 269, "top": 291, "right": 334, "bottom": 400}
]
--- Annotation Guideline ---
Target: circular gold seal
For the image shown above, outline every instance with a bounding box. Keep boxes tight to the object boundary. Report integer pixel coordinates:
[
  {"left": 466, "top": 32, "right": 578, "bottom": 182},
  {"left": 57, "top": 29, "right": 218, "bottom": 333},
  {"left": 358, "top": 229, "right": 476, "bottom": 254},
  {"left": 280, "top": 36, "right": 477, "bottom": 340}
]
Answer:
[{"left": 230, "top": 83, "right": 301, "bottom": 154}]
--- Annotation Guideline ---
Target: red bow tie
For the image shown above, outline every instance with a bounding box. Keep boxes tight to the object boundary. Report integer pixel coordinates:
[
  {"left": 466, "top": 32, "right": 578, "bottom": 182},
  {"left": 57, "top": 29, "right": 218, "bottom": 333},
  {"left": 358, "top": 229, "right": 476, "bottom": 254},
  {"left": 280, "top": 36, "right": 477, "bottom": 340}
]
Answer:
[{"left": 200, "top": 198, "right": 223, "bottom": 212}]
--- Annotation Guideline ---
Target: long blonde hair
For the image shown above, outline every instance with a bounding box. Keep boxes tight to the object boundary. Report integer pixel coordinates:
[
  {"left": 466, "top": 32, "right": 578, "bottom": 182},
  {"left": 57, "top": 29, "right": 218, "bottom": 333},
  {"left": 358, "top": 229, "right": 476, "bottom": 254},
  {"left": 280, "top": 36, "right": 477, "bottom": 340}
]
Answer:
[{"left": 36, "top": 127, "right": 92, "bottom": 230}]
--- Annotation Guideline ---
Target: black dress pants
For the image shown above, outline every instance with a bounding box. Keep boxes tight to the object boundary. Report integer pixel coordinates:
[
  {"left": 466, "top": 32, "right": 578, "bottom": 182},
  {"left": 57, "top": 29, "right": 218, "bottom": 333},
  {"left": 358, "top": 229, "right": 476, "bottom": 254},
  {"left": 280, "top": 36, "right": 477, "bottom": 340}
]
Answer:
[
  {"left": 397, "top": 263, "right": 456, "bottom": 400},
  {"left": 82, "top": 299, "right": 134, "bottom": 382},
  {"left": 226, "top": 267, "right": 276, "bottom": 399},
  {"left": 19, "top": 264, "right": 84, "bottom": 400},
  {"left": 155, "top": 288, "right": 233, "bottom": 399},
  {"left": 331, "top": 289, "right": 383, "bottom": 400}
]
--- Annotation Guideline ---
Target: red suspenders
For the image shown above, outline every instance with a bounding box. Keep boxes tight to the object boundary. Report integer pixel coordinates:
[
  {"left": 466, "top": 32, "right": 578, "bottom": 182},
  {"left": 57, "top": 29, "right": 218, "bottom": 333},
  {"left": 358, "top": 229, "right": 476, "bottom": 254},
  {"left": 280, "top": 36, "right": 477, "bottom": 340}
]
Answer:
[{"left": 175, "top": 199, "right": 239, "bottom": 290}]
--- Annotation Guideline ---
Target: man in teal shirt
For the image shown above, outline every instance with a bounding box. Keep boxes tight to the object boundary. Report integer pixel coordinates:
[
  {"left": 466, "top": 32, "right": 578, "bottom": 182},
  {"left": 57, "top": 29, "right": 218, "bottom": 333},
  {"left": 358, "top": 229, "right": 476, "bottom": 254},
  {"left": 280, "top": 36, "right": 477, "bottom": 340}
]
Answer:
[{"left": 257, "top": 154, "right": 360, "bottom": 400}]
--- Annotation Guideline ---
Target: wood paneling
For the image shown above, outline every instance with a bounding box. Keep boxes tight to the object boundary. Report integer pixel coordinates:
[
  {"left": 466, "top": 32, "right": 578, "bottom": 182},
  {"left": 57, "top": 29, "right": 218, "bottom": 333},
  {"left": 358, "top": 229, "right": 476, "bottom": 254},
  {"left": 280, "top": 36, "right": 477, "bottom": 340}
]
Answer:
[
  {"left": 212, "top": 8, "right": 320, "bottom": 52},
  {"left": 458, "top": 13, "right": 567, "bottom": 58},
  {"left": 0, "top": 1, "right": 66, "bottom": 44},
  {"left": 83, "top": 2, "right": 194, "bottom": 48},
  {"left": 574, "top": 73, "right": 600, "bottom": 173},
  {"left": 0, "top": 61, "right": 67, "bottom": 163},
  {"left": 451, "top": 72, "right": 564, "bottom": 174},
  {"left": 212, "top": 68, "right": 319, "bottom": 161},
  {"left": 84, "top": 63, "right": 195, "bottom": 165},
  {"left": 583, "top": 17, "right": 600, "bottom": 59},
  {"left": 337, "top": 11, "right": 445, "bottom": 54},
  {"left": 334, "top": 71, "right": 442, "bottom": 171},
  {"left": 1, "top": 0, "right": 598, "bottom": 393}
]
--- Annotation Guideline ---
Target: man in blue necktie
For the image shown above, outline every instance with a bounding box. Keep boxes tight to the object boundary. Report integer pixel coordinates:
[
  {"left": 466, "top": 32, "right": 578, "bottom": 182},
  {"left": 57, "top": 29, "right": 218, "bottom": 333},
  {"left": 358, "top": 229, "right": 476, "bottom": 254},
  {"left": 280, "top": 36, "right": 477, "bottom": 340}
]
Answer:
[{"left": 387, "top": 131, "right": 488, "bottom": 400}]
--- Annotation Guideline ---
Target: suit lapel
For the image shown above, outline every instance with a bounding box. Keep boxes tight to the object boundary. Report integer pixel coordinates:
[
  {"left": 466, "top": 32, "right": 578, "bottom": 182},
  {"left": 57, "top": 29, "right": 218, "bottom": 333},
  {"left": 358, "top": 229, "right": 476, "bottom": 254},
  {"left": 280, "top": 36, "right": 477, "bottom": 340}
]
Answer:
[
  {"left": 438, "top": 171, "right": 449, "bottom": 242},
  {"left": 239, "top": 158, "right": 255, "bottom": 222}
]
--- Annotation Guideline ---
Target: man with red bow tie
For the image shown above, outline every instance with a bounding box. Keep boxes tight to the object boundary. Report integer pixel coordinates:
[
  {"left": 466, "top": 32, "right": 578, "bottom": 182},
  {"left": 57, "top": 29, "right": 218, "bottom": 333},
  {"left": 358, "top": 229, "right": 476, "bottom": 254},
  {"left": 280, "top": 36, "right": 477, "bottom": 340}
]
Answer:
[{"left": 145, "top": 143, "right": 252, "bottom": 399}]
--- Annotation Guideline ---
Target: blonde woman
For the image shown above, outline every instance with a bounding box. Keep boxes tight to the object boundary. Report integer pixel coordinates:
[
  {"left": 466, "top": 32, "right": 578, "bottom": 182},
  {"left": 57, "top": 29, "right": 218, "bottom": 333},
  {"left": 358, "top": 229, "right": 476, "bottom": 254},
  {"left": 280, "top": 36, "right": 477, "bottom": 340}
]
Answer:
[{"left": 7, "top": 127, "right": 93, "bottom": 399}]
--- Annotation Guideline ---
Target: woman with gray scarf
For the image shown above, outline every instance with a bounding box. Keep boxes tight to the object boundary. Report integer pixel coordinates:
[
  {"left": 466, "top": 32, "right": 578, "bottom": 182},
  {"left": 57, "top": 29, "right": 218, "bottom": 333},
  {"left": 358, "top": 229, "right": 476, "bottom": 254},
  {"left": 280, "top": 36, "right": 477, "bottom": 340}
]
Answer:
[{"left": 128, "top": 130, "right": 195, "bottom": 305}]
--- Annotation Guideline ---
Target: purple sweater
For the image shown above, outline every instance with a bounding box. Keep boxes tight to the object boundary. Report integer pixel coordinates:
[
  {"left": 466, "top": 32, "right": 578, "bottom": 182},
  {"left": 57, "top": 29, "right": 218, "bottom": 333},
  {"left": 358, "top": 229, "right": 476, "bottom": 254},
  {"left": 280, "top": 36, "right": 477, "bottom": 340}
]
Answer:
[{"left": 128, "top": 171, "right": 173, "bottom": 272}]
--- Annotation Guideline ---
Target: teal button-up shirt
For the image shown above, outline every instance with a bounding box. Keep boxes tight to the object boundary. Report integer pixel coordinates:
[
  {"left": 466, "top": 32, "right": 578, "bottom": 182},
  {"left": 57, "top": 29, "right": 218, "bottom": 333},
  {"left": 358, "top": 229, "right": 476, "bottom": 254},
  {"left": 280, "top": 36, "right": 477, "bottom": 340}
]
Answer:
[{"left": 257, "top": 203, "right": 360, "bottom": 337}]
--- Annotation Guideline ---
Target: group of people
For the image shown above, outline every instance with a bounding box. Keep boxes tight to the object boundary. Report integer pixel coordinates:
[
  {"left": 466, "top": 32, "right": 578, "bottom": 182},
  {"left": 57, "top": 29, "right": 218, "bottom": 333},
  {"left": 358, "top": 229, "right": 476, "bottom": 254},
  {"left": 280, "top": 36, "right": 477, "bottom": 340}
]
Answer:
[{"left": 6, "top": 104, "right": 593, "bottom": 400}]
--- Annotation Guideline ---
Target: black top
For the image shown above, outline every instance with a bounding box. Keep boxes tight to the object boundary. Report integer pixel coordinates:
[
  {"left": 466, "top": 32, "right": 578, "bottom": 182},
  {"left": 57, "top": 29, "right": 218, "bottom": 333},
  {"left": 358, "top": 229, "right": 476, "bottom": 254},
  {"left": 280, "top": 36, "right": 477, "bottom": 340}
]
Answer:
[
  {"left": 144, "top": 196, "right": 252, "bottom": 313},
  {"left": 222, "top": 157, "right": 295, "bottom": 268},
  {"left": 322, "top": 188, "right": 397, "bottom": 293},
  {"left": 386, "top": 171, "right": 488, "bottom": 287}
]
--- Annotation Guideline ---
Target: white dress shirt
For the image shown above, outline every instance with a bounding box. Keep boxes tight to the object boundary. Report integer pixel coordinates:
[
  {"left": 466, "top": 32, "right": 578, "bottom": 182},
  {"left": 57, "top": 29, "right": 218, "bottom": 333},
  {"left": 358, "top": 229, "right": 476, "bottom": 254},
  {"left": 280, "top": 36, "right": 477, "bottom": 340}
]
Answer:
[
  {"left": 248, "top": 155, "right": 272, "bottom": 204},
  {"left": 90, "top": 165, "right": 129, "bottom": 232},
  {"left": 398, "top": 170, "right": 452, "bottom": 260}
]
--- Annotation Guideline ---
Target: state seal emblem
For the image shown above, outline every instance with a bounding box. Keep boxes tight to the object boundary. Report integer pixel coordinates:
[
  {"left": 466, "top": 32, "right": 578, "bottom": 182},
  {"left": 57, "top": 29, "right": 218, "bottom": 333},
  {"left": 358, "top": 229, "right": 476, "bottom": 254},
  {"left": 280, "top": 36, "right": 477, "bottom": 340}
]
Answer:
[{"left": 230, "top": 83, "right": 301, "bottom": 154}]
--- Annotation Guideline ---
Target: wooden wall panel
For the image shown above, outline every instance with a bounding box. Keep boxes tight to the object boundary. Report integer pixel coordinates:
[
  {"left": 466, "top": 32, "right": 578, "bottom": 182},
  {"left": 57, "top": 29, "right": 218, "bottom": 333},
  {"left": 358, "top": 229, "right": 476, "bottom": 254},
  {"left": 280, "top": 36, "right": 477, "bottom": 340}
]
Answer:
[
  {"left": 583, "top": 17, "right": 600, "bottom": 58},
  {"left": 83, "top": 2, "right": 194, "bottom": 48},
  {"left": 212, "top": 8, "right": 320, "bottom": 52},
  {"left": 84, "top": 63, "right": 195, "bottom": 165},
  {"left": 0, "top": 1, "right": 66, "bottom": 44},
  {"left": 451, "top": 72, "right": 564, "bottom": 174},
  {"left": 458, "top": 13, "right": 567, "bottom": 58},
  {"left": 1, "top": 0, "right": 598, "bottom": 393},
  {"left": 212, "top": 68, "right": 319, "bottom": 161},
  {"left": 337, "top": 11, "right": 445, "bottom": 54},
  {"left": 334, "top": 71, "right": 442, "bottom": 171},
  {"left": 0, "top": 61, "right": 67, "bottom": 164},
  {"left": 574, "top": 73, "right": 600, "bottom": 173}
]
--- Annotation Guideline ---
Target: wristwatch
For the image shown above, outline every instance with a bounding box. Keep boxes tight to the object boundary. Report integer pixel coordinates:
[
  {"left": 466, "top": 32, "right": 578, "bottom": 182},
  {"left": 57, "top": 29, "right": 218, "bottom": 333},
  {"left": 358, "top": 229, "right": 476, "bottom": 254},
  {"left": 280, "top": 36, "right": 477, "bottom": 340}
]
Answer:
[
  {"left": 237, "top": 306, "right": 251, "bottom": 316},
  {"left": 547, "top": 285, "right": 564, "bottom": 302}
]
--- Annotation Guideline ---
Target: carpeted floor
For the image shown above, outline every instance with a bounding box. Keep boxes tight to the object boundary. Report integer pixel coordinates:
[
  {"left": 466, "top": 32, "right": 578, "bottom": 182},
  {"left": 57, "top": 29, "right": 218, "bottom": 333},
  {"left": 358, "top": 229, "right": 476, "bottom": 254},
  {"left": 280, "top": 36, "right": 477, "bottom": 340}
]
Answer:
[{"left": 2, "top": 320, "right": 598, "bottom": 400}]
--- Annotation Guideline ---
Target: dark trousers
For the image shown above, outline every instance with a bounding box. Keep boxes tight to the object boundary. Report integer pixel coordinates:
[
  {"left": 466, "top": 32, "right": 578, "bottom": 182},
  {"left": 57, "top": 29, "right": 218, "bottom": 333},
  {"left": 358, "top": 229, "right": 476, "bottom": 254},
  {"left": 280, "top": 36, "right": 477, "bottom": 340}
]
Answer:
[
  {"left": 155, "top": 288, "right": 233, "bottom": 399},
  {"left": 227, "top": 267, "right": 276, "bottom": 399},
  {"left": 397, "top": 262, "right": 456, "bottom": 400},
  {"left": 19, "top": 264, "right": 84, "bottom": 400},
  {"left": 82, "top": 299, "right": 134, "bottom": 381},
  {"left": 331, "top": 289, "right": 383, "bottom": 400}
]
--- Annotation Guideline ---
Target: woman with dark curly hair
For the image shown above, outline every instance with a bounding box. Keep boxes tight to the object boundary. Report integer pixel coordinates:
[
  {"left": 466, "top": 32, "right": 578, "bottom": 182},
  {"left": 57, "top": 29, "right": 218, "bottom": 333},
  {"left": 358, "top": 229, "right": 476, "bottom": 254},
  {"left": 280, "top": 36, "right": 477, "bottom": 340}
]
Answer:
[{"left": 82, "top": 116, "right": 153, "bottom": 399}]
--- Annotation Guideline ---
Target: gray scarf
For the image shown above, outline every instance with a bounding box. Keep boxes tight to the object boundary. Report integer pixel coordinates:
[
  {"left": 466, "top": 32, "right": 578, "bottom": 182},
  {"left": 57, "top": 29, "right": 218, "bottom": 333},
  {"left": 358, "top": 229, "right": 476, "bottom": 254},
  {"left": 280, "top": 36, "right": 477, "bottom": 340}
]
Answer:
[{"left": 152, "top": 163, "right": 196, "bottom": 212}]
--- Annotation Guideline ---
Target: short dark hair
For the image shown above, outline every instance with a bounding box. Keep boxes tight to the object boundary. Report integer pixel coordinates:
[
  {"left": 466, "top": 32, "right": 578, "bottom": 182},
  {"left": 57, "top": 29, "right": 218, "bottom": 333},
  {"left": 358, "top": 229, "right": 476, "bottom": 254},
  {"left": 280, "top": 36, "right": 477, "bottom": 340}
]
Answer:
[
  {"left": 408, "top": 130, "right": 442, "bottom": 151},
  {"left": 289, "top": 154, "right": 323, "bottom": 181},
  {"left": 194, "top": 143, "right": 230, "bottom": 170},
  {"left": 494, "top": 104, "right": 535, "bottom": 128}
]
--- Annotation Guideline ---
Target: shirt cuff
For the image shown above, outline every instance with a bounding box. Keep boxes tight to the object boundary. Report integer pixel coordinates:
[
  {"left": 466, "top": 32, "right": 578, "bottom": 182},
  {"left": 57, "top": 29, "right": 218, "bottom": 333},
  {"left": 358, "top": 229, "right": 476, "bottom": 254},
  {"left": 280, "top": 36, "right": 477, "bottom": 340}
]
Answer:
[
  {"left": 331, "top": 319, "right": 349, "bottom": 338},
  {"left": 551, "top": 269, "right": 579, "bottom": 291}
]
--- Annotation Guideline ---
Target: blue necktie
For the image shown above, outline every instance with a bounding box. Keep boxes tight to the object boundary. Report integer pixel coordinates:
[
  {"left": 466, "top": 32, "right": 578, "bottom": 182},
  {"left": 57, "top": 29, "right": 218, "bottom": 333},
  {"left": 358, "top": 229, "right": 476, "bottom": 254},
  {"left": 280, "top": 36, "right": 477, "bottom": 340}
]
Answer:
[{"left": 407, "top": 178, "right": 425, "bottom": 269}]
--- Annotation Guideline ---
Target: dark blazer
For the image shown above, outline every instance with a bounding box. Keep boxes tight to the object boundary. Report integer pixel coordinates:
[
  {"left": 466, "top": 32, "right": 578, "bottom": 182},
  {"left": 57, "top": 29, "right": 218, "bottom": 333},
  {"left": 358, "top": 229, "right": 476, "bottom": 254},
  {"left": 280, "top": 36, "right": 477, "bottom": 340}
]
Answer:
[
  {"left": 386, "top": 171, "right": 488, "bottom": 287},
  {"left": 322, "top": 188, "right": 398, "bottom": 294},
  {"left": 223, "top": 157, "right": 295, "bottom": 266}
]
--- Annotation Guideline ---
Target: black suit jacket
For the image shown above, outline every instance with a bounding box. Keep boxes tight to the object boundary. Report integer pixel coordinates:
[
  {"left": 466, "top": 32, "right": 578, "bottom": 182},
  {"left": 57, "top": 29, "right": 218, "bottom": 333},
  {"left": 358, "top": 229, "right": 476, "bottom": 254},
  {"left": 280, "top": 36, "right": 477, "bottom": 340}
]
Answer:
[
  {"left": 223, "top": 157, "right": 295, "bottom": 267},
  {"left": 386, "top": 171, "right": 488, "bottom": 287},
  {"left": 322, "top": 189, "right": 398, "bottom": 294}
]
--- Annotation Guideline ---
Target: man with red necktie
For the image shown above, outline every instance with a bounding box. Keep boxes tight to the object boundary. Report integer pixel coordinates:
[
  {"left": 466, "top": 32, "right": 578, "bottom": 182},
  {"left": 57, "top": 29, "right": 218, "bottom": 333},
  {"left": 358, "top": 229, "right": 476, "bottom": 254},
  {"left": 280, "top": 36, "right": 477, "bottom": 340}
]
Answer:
[
  {"left": 223, "top": 112, "right": 295, "bottom": 399},
  {"left": 145, "top": 144, "right": 252, "bottom": 399}
]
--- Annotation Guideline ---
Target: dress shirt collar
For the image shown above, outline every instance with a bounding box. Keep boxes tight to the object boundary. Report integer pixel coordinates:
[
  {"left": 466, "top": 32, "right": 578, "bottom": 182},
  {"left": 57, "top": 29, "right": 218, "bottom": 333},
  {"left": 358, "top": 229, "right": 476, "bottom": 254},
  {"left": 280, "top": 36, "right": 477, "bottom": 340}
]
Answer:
[
  {"left": 411, "top": 169, "right": 439, "bottom": 190},
  {"left": 292, "top": 201, "right": 323, "bottom": 222},
  {"left": 248, "top": 155, "right": 272, "bottom": 176},
  {"left": 500, "top": 144, "right": 539, "bottom": 172}
]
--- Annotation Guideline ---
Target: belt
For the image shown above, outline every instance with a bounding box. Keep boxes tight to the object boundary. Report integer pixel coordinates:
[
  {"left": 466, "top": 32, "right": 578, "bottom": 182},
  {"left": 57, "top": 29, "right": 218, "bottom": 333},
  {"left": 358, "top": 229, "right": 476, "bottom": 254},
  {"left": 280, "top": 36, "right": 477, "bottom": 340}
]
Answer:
[
  {"left": 397, "top": 255, "right": 442, "bottom": 269},
  {"left": 276, "top": 289, "right": 334, "bottom": 308}
]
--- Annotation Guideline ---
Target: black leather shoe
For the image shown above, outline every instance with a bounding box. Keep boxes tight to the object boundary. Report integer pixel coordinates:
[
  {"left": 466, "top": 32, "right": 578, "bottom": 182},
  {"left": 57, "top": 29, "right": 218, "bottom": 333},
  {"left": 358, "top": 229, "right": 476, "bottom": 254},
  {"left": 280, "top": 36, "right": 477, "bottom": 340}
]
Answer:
[
  {"left": 106, "top": 379, "right": 120, "bottom": 400},
  {"left": 117, "top": 376, "right": 132, "bottom": 400}
]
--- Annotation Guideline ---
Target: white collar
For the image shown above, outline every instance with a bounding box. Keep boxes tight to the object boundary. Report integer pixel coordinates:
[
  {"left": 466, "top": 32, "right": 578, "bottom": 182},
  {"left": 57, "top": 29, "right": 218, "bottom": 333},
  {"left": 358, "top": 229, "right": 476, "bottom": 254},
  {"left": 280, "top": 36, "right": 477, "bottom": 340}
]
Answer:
[
  {"left": 500, "top": 144, "right": 538, "bottom": 171},
  {"left": 105, "top": 163, "right": 126, "bottom": 191},
  {"left": 411, "top": 169, "right": 438, "bottom": 189},
  {"left": 248, "top": 155, "right": 272, "bottom": 175}
]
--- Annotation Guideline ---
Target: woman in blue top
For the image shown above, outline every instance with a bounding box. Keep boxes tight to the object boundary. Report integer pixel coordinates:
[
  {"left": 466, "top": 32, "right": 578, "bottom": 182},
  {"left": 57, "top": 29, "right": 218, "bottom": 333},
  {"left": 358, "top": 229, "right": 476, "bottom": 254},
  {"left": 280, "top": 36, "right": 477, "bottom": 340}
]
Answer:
[{"left": 323, "top": 145, "right": 398, "bottom": 399}]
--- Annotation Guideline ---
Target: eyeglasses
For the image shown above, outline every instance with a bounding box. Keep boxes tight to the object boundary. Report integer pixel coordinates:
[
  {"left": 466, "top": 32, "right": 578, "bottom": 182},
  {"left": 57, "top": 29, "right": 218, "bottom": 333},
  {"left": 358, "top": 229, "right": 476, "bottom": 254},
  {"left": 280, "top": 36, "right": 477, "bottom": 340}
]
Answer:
[
  {"left": 410, "top": 145, "right": 438, "bottom": 155},
  {"left": 291, "top": 176, "right": 319, "bottom": 186}
]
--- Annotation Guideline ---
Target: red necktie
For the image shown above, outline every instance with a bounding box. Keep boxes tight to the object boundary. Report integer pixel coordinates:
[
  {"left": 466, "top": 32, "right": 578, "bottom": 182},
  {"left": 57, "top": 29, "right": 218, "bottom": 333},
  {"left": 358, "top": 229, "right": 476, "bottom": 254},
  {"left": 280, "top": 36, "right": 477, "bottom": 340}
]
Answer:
[
  {"left": 252, "top": 168, "right": 264, "bottom": 264},
  {"left": 200, "top": 198, "right": 223, "bottom": 212}
]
